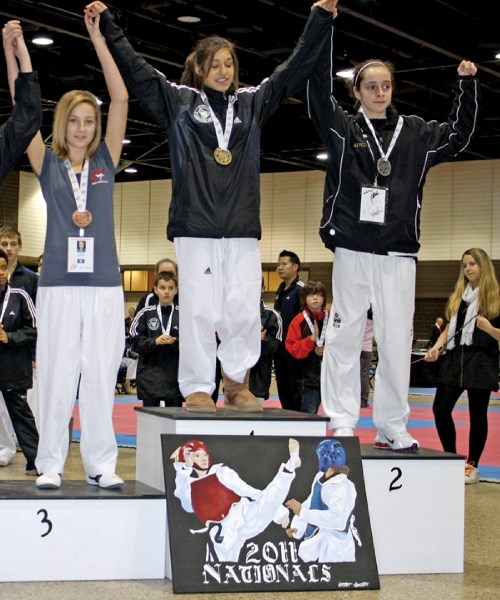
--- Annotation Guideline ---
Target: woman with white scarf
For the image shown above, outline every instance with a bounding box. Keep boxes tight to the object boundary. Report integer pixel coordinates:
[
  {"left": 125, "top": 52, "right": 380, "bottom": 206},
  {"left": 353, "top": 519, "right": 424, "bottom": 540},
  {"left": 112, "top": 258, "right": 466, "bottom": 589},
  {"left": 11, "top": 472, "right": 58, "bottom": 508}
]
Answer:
[{"left": 425, "top": 248, "right": 500, "bottom": 484}]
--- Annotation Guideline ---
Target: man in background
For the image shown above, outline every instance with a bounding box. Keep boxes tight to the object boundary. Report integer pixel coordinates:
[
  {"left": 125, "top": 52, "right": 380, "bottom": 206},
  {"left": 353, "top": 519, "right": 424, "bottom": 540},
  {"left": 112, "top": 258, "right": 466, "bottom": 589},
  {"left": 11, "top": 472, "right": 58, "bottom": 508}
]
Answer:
[{"left": 274, "top": 250, "right": 304, "bottom": 411}]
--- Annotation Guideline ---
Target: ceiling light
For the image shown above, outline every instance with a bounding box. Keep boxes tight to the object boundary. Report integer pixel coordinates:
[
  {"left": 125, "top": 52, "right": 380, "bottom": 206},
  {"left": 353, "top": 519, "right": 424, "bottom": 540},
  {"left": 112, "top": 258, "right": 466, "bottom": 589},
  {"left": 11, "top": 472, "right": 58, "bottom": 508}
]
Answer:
[
  {"left": 336, "top": 68, "right": 354, "bottom": 79},
  {"left": 122, "top": 139, "right": 131, "bottom": 144},
  {"left": 316, "top": 152, "right": 328, "bottom": 160},
  {"left": 177, "top": 15, "right": 201, "bottom": 24},
  {"left": 32, "top": 30, "right": 54, "bottom": 46},
  {"left": 125, "top": 167, "right": 137, "bottom": 174},
  {"left": 496, "top": 52, "right": 500, "bottom": 59}
]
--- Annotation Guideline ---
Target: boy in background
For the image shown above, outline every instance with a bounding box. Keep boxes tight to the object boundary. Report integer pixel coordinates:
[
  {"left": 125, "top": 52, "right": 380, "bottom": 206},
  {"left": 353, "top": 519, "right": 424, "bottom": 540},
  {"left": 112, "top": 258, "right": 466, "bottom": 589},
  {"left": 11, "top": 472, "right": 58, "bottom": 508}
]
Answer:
[
  {"left": 0, "top": 248, "right": 39, "bottom": 473},
  {"left": 131, "top": 272, "right": 182, "bottom": 407},
  {"left": 249, "top": 278, "right": 282, "bottom": 404},
  {"left": 0, "top": 226, "right": 38, "bottom": 466}
]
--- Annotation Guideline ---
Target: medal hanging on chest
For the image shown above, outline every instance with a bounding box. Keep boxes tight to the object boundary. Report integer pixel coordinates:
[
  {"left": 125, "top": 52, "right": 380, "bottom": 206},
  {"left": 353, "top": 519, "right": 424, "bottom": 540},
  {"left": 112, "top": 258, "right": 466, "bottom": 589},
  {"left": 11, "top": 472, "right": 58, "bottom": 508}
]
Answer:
[
  {"left": 65, "top": 159, "right": 92, "bottom": 228},
  {"left": 214, "top": 147, "right": 232, "bottom": 165},
  {"left": 376, "top": 157, "right": 391, "bottom": 177},
  {"left": 359, "top": 109, "right": 403, "bottom": 180},
  {"left": 71, "top": 209, "right": 93, "bottom": 228},
  {"left": 201, "top": 91, "right": 236, "bottom": 168}
]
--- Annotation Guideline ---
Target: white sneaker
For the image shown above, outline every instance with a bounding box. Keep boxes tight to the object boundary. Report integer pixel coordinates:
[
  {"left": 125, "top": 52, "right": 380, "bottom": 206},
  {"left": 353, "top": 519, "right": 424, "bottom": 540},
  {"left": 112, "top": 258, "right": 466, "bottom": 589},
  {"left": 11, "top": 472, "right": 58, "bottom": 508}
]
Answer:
[
  {"left": 87, "top": 473, "right": 124, "bottom": 489},
  {"left": 36, "top": 472, "right": 61, "bottom": 489},
  {"left": 465, "top": 462, "right": 479, "bottom": 484},
  {"left": 374, "top": 431, "right": 419, "bottom": 452},
  {"left": 334, "top": 427, "right": 354, "bottom": 437},
  {"left": 0, "top": 455, "right": 12, "bottom": 467}
]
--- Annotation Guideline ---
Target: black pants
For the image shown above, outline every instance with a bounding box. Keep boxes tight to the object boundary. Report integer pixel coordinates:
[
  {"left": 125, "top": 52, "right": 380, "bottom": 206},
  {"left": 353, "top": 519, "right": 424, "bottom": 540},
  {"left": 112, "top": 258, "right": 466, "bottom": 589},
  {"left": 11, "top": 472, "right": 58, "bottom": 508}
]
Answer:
[
  {"left": 141, "top": 394, "right": 183, "bottom": 408},
  {"left": 360, "top": 350, "right": 372, "bottom": 406},
  {"left": 212, "top": 356, "right": 222, "bottom": 402},
  {"left": 2, "top": 388, "right": 39, "bottom": 466},
  {"left": 432, "top": 384, "right": 490, "bottom": 466},
  {"left": 273, "top": 346, "right": 301, "bottom": 412}
]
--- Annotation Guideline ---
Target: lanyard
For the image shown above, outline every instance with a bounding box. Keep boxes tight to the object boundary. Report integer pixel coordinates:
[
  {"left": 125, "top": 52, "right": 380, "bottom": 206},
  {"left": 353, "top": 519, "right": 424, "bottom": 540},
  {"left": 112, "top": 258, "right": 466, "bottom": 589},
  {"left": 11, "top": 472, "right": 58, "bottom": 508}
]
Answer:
[
  {"left": 64, "top": 159, "right": 90, "bottom": 236},
  {"left": 200, "top": 91, "right": 236, "bottom": 151},
  {"left": 359, "top": 109, "right": 403, "bottom": 182},
  {"left": 157, "top": 303, "right": 174, "bottom": 335},
  {"left": 302, "top": 309, "right": 329, "bottom": 347}
]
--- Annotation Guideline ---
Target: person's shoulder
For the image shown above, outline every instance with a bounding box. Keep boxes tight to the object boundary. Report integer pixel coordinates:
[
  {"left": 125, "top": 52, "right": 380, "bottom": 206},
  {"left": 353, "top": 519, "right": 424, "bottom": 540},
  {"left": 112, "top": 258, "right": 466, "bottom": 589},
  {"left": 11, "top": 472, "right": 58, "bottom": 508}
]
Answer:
[
  {"left": 8, "top": 287, "right": 33, "bottom": 303},
  {"left": 264, "top": 304, "right": 281, "bottom": 318},
  {"left": 134, "top": 305, "right": 156, "bottom": 320},
  {"left": 290, "top": 310, "right": 304, "bottom": 325},
  {"left": 13, "top": 261, "right": 34, "bottom": 276}
]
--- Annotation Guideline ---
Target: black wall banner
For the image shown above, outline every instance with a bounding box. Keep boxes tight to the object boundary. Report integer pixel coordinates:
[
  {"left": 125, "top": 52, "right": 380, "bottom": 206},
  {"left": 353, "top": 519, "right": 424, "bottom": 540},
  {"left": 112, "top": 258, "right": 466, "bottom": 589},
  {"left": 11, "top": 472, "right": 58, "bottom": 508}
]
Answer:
[{"left": 161, "top": 434, "right": 380, "bottom": 593}]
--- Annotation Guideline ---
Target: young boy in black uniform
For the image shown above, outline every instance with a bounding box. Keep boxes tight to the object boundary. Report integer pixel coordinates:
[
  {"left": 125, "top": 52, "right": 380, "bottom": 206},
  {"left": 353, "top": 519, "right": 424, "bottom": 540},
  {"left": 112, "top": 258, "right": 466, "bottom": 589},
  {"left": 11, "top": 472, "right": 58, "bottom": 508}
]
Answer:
[
  {"left": 130, "top": 272, "right": 183, "bottom": 407},
  {"left": 0, "top": 248, "right": 39, "bottom": 473},
  {"left": 249, "top": 278, "right": 283, "bottom": 404}
]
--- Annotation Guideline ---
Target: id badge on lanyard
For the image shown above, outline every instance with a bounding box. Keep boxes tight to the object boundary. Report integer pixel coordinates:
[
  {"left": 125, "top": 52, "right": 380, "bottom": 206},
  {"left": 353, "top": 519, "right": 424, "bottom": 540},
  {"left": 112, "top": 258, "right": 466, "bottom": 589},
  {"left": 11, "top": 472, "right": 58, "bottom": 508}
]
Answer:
[
  {"left": 68, "top": 237, "right": 95, "bottom": 273},
  {"left": 359, "top": 185, "right": 388, "bottom": 225}
]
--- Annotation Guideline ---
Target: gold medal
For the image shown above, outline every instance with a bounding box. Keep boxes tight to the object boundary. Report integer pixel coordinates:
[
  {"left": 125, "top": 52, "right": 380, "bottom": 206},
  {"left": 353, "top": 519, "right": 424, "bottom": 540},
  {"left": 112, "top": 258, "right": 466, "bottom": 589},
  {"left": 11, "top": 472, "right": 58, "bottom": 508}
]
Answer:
[
  {"left": 214, "top": 147, "right": 232, "bottom": 165},
  {"left": 72, "top": 209, "right": 93, "bottom": 228}
]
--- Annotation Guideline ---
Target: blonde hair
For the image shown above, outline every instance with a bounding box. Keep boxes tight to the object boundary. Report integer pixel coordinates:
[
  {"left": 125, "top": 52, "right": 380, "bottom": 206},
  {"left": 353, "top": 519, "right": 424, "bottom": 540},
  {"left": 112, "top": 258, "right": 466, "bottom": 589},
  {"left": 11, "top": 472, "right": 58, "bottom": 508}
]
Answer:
[
  {"left": 51, "top": 90, "right": 102, "bottom": 160},
  {"left": 446, "top": 247, "right": 500, "bottom": 320}
]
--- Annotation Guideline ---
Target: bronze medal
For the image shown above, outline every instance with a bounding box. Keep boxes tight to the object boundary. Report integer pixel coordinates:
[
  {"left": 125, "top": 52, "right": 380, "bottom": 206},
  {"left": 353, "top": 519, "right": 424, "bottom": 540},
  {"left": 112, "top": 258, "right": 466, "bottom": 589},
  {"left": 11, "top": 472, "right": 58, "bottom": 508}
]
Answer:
[
  {"left": 214, "top": 147, "right": 232, "bottom": 165},
  {"left": 72, "top": 209, "right": 93, "bottom": 228}
]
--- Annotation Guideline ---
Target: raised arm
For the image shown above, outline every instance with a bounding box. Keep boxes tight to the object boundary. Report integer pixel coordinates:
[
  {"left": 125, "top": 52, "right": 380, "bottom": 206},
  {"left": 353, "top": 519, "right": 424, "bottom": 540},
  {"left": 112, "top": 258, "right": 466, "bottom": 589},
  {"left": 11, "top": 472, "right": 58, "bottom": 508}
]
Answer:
[
  {"left": 84, "top": 2, "right": 128, "bottom": 167},
  {"left": 86, "top": 1, "right": 175, "bottom": 130},
  {"left": 1, "top": 21, "right": 42, "bottom": 182},
  {"left": 3, "top": 20, "right": 28, "bottom": 96},
  {"left": 253, "top": 0, "right": 337, "bottom": 125}
]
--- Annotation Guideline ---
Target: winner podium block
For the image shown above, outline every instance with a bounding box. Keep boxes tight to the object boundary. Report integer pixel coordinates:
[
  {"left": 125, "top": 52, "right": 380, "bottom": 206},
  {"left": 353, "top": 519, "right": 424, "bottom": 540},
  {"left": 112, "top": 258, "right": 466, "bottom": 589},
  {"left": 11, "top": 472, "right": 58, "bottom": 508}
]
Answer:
[
  {"left": 136, "top": 407, "right": 465, "bottom": 576},
  {"left": 0, "top": 480, "right": 166, "bottom": 582},
  {"left": 135, "top": 406, "right": 329, "bottom": 492}
]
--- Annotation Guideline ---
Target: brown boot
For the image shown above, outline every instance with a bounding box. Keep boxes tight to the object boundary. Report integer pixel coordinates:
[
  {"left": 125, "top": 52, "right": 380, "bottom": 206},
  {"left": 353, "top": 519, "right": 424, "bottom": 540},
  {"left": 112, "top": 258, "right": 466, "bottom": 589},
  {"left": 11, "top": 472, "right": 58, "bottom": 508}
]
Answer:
[
  {"left": 185, "top": 392, "right": 216, "bottom": 413},
  {"left": 223, "top": 371, "right": 263, "bottom": 412}
]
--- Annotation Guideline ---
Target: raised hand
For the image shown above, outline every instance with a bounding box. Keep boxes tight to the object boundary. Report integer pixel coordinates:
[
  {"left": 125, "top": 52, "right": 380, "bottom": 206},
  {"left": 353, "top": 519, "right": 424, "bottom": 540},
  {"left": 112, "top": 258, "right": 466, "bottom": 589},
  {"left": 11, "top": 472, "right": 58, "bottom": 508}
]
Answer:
[
  {"left": 458, "top": 60, "right": 477, "bottom": 77},
  {"left": 311, "top": 0, "right": 338, "bottom": 15}
]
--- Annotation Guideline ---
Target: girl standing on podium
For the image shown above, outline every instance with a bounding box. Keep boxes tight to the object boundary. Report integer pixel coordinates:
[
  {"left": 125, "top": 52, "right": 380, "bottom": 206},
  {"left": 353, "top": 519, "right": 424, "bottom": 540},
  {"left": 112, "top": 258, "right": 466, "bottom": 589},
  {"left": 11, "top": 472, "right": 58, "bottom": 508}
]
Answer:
[
  {"left": 13, "top": 8, "right": 128, "bottom": 490},
  {"left": 90, "top": 0, "right": 337, "bottom": 413},
  {"left": 425, "top": 248, "right": 500, "bottom": 484}
]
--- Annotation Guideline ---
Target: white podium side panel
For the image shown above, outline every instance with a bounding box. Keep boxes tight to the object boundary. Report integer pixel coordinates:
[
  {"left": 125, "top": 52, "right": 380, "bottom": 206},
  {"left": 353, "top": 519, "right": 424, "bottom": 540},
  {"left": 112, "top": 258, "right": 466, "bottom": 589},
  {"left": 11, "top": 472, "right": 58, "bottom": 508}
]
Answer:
[
  {"left": 0, "top": 496, "right": 166, "bottom": 581},
  {"left": 362, "top": 457, "right": 465, "bottom": 574}
]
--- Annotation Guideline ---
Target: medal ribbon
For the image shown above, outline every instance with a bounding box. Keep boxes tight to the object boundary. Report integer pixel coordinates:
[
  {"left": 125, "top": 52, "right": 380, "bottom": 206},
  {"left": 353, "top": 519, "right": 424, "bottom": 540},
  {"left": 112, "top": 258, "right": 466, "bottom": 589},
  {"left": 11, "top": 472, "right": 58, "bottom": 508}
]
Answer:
[
  {"left": 157, "top": 303, "right": 174, "bottom": 335},
  {"left": 64, "top": 159, "right": 90, "bottom": 236},
  {"left": 200, "top": 91, "right": 236, "bottom": 151},
  {"left": 359, "top": 109, "right": 403, "bottom": 176},
  {"left": 302, "top": 309, "right": 329, "bottom": 347}
]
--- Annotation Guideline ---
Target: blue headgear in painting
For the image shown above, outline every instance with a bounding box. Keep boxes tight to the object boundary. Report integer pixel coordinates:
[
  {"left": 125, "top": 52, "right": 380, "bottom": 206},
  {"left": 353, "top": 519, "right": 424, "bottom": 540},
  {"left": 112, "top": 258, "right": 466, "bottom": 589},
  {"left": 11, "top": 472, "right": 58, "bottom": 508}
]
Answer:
[{"left": 316, "top": 439, "right": 346, "bottom": 471}]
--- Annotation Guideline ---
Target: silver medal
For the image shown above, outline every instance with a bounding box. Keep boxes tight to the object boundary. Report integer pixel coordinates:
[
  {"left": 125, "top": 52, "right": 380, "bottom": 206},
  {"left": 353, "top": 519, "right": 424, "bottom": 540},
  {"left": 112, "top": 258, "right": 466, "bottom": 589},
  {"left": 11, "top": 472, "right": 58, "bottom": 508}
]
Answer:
[{"left": 377, "top": 158, "right": 391, "bottom": 176}]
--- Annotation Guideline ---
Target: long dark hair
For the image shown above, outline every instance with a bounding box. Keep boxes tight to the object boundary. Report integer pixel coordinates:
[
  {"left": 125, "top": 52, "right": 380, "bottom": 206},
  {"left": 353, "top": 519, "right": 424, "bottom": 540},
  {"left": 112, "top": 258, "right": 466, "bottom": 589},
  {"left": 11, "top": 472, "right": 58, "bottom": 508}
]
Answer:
[{"left": 180, "top": 37, "right": 239, "bottom": 92}]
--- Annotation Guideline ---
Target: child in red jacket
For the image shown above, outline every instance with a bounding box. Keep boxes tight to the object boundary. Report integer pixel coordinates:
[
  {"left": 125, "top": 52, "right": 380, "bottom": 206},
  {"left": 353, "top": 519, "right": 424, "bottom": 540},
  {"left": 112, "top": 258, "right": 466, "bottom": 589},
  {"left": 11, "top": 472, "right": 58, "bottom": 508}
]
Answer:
[{"left": 285, "top": 281, "right": 329, "bottom": 414}]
